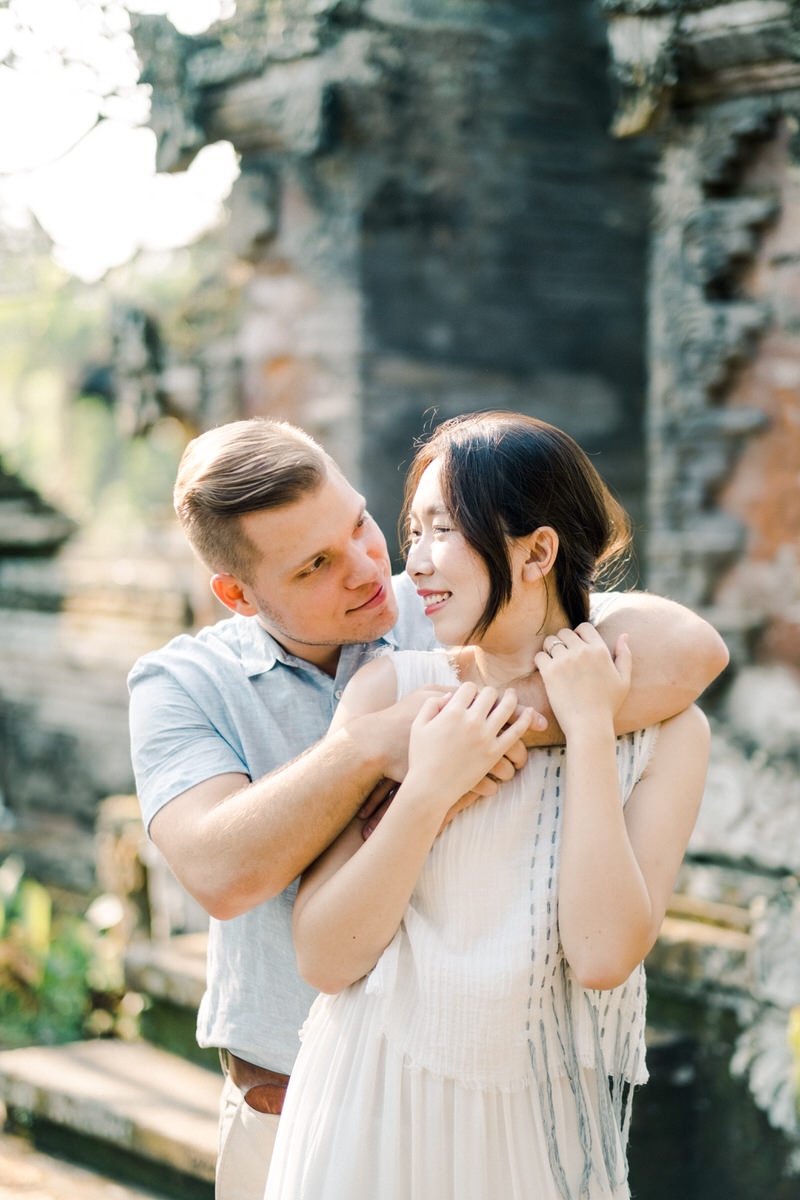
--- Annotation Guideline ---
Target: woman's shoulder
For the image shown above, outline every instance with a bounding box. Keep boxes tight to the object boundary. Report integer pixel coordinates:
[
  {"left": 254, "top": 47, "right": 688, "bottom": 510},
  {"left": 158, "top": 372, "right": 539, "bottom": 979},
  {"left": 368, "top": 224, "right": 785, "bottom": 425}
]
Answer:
[
  {"left": 634, "top": 704, "right": 710, "bottom": 756},
  {"left": 651, "top": 704, "right": 710, "bottom": 762},
  {"left": 340, "top": 648, "right": 456, "bottom": 714},
  {"left": 620, "top": 705, "right": 709, "bottom": 790},
  {"left": 340, "top": 652, "right": 399, "bottom": 713}
]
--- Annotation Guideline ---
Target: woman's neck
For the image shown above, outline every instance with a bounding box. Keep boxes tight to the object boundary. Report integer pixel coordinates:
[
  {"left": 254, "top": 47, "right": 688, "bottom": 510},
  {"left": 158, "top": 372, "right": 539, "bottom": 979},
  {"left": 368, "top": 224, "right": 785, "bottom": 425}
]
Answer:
[{"left": 453, "top": 603, "right": 571, "bottom": 690}]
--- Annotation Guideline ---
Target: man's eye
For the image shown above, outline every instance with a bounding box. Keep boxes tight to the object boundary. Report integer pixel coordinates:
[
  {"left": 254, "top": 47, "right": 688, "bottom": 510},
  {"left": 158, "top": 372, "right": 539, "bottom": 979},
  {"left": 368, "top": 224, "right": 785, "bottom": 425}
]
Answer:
[{"left": 302, "top": 557, "right": 326, "bottom": 576}]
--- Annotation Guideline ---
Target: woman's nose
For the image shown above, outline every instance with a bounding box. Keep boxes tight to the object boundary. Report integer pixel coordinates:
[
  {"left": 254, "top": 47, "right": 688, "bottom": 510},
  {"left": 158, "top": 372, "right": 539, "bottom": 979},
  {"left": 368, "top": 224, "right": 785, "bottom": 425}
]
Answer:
[{"left": 407, "top": 541, "right": 432, "bottom": 576}]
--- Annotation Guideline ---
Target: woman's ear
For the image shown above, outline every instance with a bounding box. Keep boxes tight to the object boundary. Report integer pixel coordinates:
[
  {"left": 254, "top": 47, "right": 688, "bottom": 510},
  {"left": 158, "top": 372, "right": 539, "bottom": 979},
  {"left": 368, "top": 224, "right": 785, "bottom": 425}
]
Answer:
[
  {"left": 210, "top": 573, "right": 259, "bottom": 616},
  {"left": 521, "top": 526, "right": 559, "bottom": 582}
]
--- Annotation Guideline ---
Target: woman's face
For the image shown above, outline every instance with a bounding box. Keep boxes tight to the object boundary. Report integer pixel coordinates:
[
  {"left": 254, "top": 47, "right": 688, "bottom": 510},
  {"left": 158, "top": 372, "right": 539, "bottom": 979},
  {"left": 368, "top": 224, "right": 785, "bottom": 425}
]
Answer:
[{"left": 405, "top": 458, "right": 491, "bottom": 645}]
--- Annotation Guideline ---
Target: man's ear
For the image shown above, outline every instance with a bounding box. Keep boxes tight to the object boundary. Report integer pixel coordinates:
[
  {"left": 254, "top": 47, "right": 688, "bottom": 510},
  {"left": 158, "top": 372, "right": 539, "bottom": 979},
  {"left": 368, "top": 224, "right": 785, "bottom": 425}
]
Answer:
[
  {"left": 521, "top": 526, "right": 559, "bottom": 582},
  {"left": 210, "top": 573, "right": 259, "bottom": 616}
]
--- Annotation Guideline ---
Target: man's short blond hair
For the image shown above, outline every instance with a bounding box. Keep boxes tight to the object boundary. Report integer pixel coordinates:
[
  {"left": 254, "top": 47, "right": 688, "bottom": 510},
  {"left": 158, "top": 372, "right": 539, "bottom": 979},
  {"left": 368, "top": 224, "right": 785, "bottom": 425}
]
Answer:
[{"left": 174, "top": 418, "right": 330, "bottom": 581}]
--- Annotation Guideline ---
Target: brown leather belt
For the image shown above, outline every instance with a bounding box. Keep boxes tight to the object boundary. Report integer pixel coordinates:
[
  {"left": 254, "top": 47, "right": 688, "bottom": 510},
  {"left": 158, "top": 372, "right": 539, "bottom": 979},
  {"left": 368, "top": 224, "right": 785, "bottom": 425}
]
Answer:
[{"left": 226, "top": 1050, "right": 290, "bottom": 1114}]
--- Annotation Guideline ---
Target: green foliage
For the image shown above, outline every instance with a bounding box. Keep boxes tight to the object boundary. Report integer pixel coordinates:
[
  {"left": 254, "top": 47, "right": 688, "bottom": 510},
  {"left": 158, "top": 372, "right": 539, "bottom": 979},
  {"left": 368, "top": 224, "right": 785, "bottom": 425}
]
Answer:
[{"left": 0, "top": 855, "right": 139, "bottom": 1050}]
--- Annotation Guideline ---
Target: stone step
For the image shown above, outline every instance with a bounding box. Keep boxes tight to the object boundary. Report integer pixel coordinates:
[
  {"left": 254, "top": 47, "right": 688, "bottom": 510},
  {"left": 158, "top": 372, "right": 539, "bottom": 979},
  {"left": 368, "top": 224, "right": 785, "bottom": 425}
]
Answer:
[
  {"left": 125, "top": 933, "right": 207, "bottom": 1011},
  {"left": 666, "top": 890, "right": 751, "bottom": 933},
  {"left": 0, "top": 1127, "right": 166, "bottom": 1200},
  {"left": 0, "top": 1039, "right": 239, "bottom": 1198},
  {"left": 647, "top": 912, "right": 752, "bottom": 996}
]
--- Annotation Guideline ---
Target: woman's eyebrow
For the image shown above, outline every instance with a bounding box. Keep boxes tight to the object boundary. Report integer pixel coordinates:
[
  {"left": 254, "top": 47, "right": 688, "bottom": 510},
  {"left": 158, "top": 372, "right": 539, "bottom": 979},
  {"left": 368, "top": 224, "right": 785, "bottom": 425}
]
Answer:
[{"left": 410, "top": 503, "right": 450, "bottom": 519}]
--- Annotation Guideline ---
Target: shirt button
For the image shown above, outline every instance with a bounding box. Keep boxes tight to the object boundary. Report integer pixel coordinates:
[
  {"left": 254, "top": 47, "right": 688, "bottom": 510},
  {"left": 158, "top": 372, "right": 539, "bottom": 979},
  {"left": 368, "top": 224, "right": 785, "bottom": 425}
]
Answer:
[{"left": 334, "top": 689, "right": 343, "bottom": 700}]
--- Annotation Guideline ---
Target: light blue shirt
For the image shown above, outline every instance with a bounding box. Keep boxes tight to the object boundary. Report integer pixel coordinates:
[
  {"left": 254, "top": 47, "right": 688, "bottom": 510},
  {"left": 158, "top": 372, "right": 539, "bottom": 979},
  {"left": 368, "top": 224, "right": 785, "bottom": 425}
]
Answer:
[{"left": 128, "top": 572, "right": 437, "bottom": 1072}]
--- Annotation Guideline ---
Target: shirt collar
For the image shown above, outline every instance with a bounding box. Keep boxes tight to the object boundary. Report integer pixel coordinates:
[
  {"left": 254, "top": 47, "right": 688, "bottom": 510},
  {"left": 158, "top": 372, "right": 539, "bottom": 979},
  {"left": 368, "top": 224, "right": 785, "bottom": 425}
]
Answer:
[
  {"left": 236, "top": 613, "right": 399, "bottom": 678},
  {"left": 236, "top": 615, "right": 283, "bottom": 676}
]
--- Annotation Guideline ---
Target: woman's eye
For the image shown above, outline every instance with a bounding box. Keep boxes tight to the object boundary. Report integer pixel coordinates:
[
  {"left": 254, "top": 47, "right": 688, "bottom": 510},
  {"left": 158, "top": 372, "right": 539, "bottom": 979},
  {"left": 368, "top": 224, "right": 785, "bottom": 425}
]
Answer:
[
  {"left": 408, "top": 527, "right": 422, "bottom": 541},
  {"left": 433, "top": 525, "right": 452, "bottom": 535}
]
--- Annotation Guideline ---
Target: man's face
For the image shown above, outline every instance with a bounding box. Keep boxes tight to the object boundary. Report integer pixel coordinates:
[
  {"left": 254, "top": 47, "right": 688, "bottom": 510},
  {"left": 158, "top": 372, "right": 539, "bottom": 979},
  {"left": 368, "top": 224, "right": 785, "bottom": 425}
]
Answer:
[{"left": 231, "top": 468, "right": 397, "bottom": 669}]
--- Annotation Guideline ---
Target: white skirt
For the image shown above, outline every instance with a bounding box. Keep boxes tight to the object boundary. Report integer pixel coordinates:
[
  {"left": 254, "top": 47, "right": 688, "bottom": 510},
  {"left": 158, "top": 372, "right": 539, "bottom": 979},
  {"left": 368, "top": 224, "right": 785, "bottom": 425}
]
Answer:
[{"left": 263, "top": 980, "right": 631, "bottom": 1200}]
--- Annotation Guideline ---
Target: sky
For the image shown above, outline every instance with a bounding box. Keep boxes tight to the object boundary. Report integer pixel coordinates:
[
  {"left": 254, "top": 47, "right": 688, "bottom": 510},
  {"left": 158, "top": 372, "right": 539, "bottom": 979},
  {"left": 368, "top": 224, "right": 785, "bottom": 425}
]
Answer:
[{"left": 0, "top": 0, "right": 240, "bottom": 281}]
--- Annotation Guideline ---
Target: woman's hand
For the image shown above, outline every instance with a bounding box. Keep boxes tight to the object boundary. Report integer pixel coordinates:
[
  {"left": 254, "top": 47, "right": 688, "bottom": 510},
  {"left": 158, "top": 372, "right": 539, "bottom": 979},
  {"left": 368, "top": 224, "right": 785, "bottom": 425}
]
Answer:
[
  {"left": 534, "top": 623, "right": 632, "bottom": 739},
  {"left": 405, "top": 682, "right": 533, "bottom": 813}
]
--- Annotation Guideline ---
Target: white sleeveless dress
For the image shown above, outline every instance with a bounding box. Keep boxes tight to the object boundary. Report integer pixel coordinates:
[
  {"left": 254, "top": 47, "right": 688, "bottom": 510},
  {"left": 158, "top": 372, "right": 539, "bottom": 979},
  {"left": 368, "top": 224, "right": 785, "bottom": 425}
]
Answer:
[{"left": 264, "top": 650, "right": 659, "bottom": 1200}]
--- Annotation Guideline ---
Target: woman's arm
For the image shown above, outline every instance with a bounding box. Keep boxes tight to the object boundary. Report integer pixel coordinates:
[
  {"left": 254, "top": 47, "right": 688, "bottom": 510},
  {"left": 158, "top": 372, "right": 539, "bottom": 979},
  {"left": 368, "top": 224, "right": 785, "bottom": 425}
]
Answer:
[
  {"left": 520, "top": 593, "right": 728, "bottom": 746},
  {"left": 293, "top": 658, "right": 533, "bottom": 994},
  {"left": 536, "top": 627, "right": 709, "bottom": 989}
]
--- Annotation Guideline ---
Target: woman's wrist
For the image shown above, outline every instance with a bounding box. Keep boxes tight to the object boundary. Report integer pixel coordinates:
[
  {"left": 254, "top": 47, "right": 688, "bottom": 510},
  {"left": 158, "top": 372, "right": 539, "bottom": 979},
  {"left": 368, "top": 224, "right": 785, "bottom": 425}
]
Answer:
[
  {"left": 398, "top": 771, "right": 458, "bottom": 829},
  {"left": 561, "top": 711, "right": 617, "bottom": 746}
]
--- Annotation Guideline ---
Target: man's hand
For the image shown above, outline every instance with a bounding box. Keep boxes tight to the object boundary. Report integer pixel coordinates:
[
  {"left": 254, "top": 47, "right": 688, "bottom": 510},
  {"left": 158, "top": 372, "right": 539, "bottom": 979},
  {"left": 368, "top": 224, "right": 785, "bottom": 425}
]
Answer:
[{"left": 359, "top": 778, "right": 399, "bottom": 823}]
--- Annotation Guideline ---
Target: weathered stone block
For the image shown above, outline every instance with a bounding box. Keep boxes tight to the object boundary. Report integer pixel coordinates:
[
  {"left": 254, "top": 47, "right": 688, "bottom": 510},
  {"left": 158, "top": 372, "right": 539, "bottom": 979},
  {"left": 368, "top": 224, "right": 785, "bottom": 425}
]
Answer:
[
  {"left": 725, "top": 664, "right": 800, "bottom": 756},
  {"left": 693, "top": 727, "right": 800, "bottom": 873}
]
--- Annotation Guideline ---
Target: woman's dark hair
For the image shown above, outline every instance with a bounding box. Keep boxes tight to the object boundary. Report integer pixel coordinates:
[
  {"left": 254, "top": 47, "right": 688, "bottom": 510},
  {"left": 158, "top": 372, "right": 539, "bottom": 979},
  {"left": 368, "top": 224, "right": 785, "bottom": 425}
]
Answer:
[{"left": 402, "top": 411, "right": 632, "bottom": 638}]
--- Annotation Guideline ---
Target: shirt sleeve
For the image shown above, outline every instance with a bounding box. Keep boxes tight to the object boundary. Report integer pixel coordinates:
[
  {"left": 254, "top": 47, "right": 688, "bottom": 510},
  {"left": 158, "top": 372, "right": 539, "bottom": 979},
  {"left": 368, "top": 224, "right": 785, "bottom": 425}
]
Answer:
[{"left": 128, "top": 658, "right": 250, "bottom": 835}]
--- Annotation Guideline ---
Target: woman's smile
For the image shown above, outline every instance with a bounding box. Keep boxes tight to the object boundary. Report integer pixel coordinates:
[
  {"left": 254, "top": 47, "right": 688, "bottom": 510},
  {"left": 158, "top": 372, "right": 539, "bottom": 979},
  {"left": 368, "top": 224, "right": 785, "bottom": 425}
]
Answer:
[
  {"left": 416, "top": 589, "right": 452, "bottom": 616},
  {"left": 405, "top": 459, "right": 490, "bottom": 642}
]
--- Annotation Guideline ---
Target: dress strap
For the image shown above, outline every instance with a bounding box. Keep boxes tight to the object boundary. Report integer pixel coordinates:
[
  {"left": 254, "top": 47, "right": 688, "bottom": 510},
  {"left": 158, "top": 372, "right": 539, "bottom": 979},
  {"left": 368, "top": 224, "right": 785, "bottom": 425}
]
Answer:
[{"left": 389, "top": 649, "right": 460, "bottom": 700}]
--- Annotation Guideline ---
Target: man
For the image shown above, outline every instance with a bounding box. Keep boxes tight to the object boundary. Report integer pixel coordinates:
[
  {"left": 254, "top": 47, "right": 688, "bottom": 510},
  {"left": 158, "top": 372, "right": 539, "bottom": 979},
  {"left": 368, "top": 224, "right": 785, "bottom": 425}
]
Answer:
[{"left": 128, "top": 417, "right": 728, "bottom": 1199}]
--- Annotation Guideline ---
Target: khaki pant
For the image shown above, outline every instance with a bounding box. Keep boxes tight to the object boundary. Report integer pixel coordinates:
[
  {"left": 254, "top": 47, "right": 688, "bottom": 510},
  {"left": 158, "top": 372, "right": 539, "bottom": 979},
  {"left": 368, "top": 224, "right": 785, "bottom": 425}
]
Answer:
[{"left": 216, "top": 1073, "right": 280, "bottom": 1200}]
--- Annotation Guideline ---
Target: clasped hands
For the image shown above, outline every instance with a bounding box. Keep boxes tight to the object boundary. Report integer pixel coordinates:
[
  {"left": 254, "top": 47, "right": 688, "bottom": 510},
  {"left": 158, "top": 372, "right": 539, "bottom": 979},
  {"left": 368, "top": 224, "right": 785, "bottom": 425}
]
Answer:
[
  {"left": 359, "top": 623, "right": 631, "bottom": 838},
  {"left": 358, "top": 685, "right": 542, "bottom": 840}
]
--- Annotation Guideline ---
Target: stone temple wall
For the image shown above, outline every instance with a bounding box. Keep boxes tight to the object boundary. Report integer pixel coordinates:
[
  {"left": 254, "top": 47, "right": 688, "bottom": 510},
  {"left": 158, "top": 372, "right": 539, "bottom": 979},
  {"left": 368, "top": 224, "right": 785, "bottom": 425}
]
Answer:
[
  {"left": 133, "top": 0, "right": 655, "bottom": 566},
  {"left": 601, "top": 0, "right": 800, "bottom": 1144},
  {"left": 0, "top": 462, "right": 196, "bottom": 892}
]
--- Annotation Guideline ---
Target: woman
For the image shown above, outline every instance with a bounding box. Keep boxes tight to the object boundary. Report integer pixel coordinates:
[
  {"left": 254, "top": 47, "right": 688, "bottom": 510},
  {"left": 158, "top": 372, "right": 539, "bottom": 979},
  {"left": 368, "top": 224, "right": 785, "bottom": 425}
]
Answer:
[{"left": 264, "top": 412, "right": 710, "bottom": 1200}]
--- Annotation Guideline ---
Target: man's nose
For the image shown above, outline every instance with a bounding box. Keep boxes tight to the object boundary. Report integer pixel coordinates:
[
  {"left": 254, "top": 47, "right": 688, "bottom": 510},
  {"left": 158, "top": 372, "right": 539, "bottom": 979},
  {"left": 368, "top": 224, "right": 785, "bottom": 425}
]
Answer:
[{"left": 345, "top": 541, "right": 381, "bottom": 588}]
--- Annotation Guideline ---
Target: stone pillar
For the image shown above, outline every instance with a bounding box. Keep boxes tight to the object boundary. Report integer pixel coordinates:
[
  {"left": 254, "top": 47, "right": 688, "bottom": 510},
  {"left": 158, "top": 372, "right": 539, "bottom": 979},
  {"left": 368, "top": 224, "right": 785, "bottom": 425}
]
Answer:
[
  {"left": 601, "top": 0, "right": 800, "bottom": 1144},
  {"left": 133, "top": 0, "right": 654, "bottom": 563}
]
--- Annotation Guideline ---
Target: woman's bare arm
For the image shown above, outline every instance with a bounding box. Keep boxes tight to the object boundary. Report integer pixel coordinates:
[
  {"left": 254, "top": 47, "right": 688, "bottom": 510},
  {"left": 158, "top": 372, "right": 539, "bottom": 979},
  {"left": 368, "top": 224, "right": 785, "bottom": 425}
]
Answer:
[
  {"left": 557, "top": 704, "right": 709, "bottom": 988},
  {"left": 534, "top": 625, "right": 710, "bottom": 988}
]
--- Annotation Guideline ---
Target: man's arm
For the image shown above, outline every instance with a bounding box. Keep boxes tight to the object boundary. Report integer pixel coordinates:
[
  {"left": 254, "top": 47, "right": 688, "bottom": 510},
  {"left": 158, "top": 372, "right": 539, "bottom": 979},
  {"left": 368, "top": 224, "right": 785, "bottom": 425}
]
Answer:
[
  {"left": 600, "top": 592, "right": 728, "bottom": 726},
  {"left": 517, "top": 591, "right": 729, "bottom": 746},
  {"left": 148, "top": 674, "right": 434, "bottom": 921}
]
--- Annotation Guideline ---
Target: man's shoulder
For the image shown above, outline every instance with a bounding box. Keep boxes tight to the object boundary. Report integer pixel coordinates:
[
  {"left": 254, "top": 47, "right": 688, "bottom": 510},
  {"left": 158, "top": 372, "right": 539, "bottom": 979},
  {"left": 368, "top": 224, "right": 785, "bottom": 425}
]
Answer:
[{"left": 127, "top": 613, "right": 247, "bottom": 688}]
